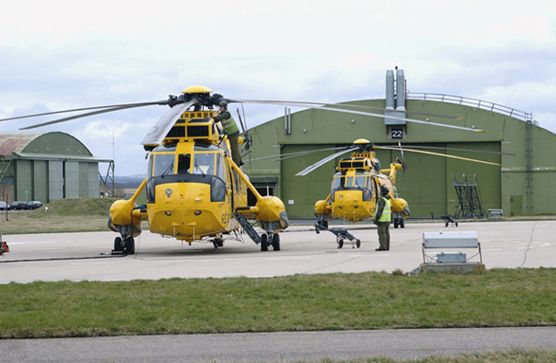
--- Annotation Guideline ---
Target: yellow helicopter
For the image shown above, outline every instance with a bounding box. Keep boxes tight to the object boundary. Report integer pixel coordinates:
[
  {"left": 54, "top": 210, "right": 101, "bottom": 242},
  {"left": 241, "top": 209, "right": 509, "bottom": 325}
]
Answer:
[
  {"left": 107, "top": 86, "right": 290, "bottom": 254},
  {"left": 294, "top": 138, "right": 500, "bottom": 248},
  {"left": 1, "top": 85, "right": 489, "bottom": 254}
]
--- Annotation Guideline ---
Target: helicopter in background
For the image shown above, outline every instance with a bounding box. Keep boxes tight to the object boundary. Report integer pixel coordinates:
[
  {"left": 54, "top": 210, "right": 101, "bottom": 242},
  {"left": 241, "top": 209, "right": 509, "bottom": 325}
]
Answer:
[
  {"left": 291, "top": 139, "right": 500, "bottom": 248},
  {"left": 0, "top": 85, "right": 488, "bottom": 254}
]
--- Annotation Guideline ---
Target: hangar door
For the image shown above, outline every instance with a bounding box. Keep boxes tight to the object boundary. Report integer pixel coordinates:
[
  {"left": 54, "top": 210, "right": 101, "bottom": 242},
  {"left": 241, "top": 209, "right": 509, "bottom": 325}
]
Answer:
[
  {"left": 385, "top": 148, "right": 448, "bottom": 218},
  {"left": 48, "top": 161, "right": 64, "bottom": 201}
]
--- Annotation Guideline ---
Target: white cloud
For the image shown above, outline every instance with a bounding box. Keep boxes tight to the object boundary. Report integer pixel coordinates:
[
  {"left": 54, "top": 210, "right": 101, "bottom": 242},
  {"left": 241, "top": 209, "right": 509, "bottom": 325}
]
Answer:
[
  {"left": 82, "top": 121, "right": 131, "bottom": 139},
  {"left": 0, "top": 0, "right": 555, "bottom": 174}
]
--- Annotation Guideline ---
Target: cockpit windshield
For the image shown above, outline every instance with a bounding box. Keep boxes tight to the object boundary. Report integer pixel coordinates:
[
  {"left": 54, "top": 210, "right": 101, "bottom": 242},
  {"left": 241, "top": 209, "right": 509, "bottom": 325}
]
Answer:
[
  {"left": 354, "top": 173, "right": 367, "bottom": 188},
  {"left": 331, "top": 171, "right": 370, "bottom": 190},
  {"left": 192, "top": 153, "right": 215, "bottom": 175},
  {"left": 150, "top": 151, "right": 226, "bottom": 178},
  {"left": 153, "top": 154, "right": 175, "bottom": 177},
  {"left": 147, "top": 145, "right": 228, "bottom": 203}
]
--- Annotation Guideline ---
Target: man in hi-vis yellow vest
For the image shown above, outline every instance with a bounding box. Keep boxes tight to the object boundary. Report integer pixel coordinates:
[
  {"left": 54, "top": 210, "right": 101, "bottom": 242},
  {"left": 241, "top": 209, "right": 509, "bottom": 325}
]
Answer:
[
  {"left": 213, "top": 100, "right": 243, "bottom": 166},
  {"left": 373, "top": 185, "right": 392, "bottom": 251}
]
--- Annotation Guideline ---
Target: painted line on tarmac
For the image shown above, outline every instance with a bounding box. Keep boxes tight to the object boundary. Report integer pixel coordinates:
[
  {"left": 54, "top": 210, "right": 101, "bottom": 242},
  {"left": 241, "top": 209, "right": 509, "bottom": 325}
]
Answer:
[{"left": 0, "top": 254, "right": 126, "bottom": 264}]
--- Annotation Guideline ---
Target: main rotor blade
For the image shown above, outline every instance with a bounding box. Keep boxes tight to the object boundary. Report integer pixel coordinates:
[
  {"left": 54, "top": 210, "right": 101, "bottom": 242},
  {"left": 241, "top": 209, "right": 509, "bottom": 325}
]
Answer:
[
  {"left": 142, "top": 99, "right": 198, "bottom": 146},
  {"left": 296, "top": 147, "right": 358, "bottom": 176},
  {"left": 249, "top": 146, "right": 348, "bottom": 162},
  {"left": 231, "top": 98, "right": 461, "bottom": 120},
  {"left": 19, "top": 103, "right": 160, "bottom": 130},
  {"left": 2, "top": 100, "right": 168, "bottom": 122},
  {"left": 229, "top": 99, "right": 484, "bottom": 133},
  {"left": 380, "top": 144, "right": 514, "bottom": 156},
  {"left": 375, "top": 146, "right": 500, "bottom": 166}
]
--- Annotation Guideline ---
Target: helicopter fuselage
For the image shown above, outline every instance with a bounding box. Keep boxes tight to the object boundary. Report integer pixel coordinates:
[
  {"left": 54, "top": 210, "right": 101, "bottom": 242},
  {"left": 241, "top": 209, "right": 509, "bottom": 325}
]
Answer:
[
  {"left": 109, "top": 107, "right": 288, "bottom": 246},
  {"left": 144, "top": 140, "right": 242, "bottom": 240},
  {"left": 314, "top": 148, "right": 410, "bottom": 223}
]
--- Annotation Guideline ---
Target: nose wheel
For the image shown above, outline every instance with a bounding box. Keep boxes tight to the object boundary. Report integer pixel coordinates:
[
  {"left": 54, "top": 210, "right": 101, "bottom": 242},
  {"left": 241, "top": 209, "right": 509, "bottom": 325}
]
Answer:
[
  {"left": 393, "top": 215, "right": 405, "bottom": 228},
  {"left": 112, "top": 236, "right": 135, "bottom": 255},
  {"left": 260, "top": 233, "right": 280, "bottom": 251},
  {"left": 212, "top": 238, "right": 224, "bottom": 249}
]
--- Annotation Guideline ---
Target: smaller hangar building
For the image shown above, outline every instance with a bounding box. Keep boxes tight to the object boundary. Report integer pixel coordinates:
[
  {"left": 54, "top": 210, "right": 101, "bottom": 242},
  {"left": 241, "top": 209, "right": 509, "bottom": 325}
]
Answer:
[{"left": 0, "top": 132, "right": 110, "bottom": 202}]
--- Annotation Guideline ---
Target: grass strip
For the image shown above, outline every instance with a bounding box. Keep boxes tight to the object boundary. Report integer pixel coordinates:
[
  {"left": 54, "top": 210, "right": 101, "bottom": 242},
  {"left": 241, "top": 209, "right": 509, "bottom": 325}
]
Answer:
[
  {"left": 0, "top": 198, "right": 115, "bottom": 234},
  {"left": 0, "top": 268, "right": 554, "bottom": 338},
  {"left": 314, "top": 349, "right": 556, "bottom": 363}
]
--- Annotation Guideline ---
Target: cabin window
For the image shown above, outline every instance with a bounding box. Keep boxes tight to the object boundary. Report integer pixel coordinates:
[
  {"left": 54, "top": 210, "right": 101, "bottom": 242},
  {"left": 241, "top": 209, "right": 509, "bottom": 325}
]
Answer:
[
  {"left": 177, "top": 154, "right": 191, "bottom": 174},
  {"left": 232, "top": 169, "right": 241, "bottom": 192},
  {"left": 148, "top": 155, "right": 154, "bottom": 178},
  {"left": 215, "top": 153, "right": 226, "bottom": 181},
  {"left": 153, "top": 154, "right": 175, "bottom": 177}
]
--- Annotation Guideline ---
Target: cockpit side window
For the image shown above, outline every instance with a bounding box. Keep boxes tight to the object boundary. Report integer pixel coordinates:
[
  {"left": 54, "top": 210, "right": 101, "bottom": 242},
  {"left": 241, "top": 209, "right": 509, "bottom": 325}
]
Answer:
[
  {"left": 148, "top": 155, "right": 154, "bottom": 178},
  {"left": 215, "top": 153, "right": 226, "bottom": 180},
  {"left": 331, "top": 173, "right": 342, "bottom": 190}
]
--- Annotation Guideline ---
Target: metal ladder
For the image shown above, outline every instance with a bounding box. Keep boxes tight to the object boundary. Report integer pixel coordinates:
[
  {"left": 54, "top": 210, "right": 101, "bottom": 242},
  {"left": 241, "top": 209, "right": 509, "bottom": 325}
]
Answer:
[
  {"left": 234, "top": 213, "right": 261, "bottom": 244},
  {"left": 453, "top": 174, "right": 485, "bottom": 218}
]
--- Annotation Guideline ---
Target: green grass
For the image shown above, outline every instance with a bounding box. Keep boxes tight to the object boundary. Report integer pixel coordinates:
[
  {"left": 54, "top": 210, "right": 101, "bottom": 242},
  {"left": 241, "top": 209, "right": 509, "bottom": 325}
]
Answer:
[
  {"left": 29, "top": 198, "right": 117, "bottom": 217},
  {"left": 314, "top": 350, "right": 556, "bottom": 362},
  {"left": 0, "top": 269, "right": 555, "bottom": 338},
  {"left": 0, "top": 198, "right": 115, "bottom": 234}
]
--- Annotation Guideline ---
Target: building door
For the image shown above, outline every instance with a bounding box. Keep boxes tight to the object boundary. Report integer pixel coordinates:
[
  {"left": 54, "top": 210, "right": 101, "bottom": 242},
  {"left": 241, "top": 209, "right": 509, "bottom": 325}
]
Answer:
[{"left": 48, "top": 161, "right": 64, "bottom": 201}]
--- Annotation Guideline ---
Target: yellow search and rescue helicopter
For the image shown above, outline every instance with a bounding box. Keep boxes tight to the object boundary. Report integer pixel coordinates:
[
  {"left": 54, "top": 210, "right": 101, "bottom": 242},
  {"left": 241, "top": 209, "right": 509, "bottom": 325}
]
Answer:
[
  {"left": 292, "top": 139, "right": 500, "bottom": 248},
  {"left": 1, "top": 85, "right": 490, "bottom": 254},
  {"left": 106, "top": 87, "right": 290, "bottom": 254}
]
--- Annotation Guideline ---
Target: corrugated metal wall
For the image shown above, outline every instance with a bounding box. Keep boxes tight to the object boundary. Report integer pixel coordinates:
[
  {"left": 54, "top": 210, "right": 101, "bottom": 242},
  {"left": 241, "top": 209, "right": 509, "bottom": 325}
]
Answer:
[
  {"left": 64, "top": 161, "right": 79, "bottom": 198},
  {"left": 48, "top": 160, "right": 64, "bottom": 200},
  {"left": 15, "top": 160, "right": 32, "bottom": 201},
  {"left": 87, "top": 163, "right": 98, "bottom": 197},
  {"left": 32, "top": 160, "right": 48, "bottom": 202},
  {"left": 12, "top": 160, "right": 100, "bottom": 202}
]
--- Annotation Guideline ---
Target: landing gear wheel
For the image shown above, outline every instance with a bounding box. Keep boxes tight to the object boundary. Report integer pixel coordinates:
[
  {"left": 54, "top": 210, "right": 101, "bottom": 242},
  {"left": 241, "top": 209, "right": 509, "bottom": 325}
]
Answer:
[
  {"left": 322, "top": 220, "right": 329, "bottom": 229},
  {"left": 260, "top": 234, "right": 268, "bottom": 252},
  {"left": 213, "top": 238, "right": 224, "bottom": 249},
  {"left": 400, "top": 219, "right": 405, "bottom": 228},
  {"left": 123, "top": 237, "right": 135, "bottom": 255},
  {"left": 271, "top": 234, "right": 280, "bottom": 251},
  {"left": 356, "top": 239, "right": 361, "bottom": 248},
  {"left": 337, "top": 239, "right": 344, "bottom": 249},
  {"left": 113, "top": 237, "right": 123, "bottom": 251},
  {"left": 393, "top": 218, "right": 399, "bottom": 229}
]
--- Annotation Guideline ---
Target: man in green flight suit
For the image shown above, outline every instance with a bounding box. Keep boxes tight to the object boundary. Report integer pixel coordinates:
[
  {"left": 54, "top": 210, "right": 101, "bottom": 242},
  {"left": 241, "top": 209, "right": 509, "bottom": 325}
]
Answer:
[
  {"left": 213, "top": 100, "right": 243, "bottom": 166},
  {"left": 373, "top": 185, "right": 392, "bottom": 251}
]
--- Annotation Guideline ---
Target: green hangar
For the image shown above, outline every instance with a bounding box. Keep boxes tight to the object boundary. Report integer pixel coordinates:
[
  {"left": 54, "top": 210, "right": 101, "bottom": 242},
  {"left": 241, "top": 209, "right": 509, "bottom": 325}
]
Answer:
[
  {"left": 0, "top": 132, "right": 110, "bottom": 203},
  {"left": 243, "top": 69, "right": 556, "bottom": 219}
]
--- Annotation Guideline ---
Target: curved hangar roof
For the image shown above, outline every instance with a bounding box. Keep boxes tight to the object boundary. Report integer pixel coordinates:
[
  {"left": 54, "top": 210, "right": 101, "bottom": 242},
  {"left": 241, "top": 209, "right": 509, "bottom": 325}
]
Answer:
[{"left": 0, "top": 132, "right": 108, "bottom": 161}]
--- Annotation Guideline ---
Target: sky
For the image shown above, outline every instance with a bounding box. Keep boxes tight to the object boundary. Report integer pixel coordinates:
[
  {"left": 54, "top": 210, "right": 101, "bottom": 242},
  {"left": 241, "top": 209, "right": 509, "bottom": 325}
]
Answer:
[{"left": 0, "top": 0, "right": 555, "bottom": 175}]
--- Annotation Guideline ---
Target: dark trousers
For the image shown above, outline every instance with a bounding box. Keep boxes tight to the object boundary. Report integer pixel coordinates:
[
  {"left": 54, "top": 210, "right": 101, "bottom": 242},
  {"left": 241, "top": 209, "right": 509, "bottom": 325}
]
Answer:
[
  {"left": 228, "top": 133, "right": 243, "bottom": 166},
  {"left": 377, "top": 222, "right": 390, "bottom": 250}
]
